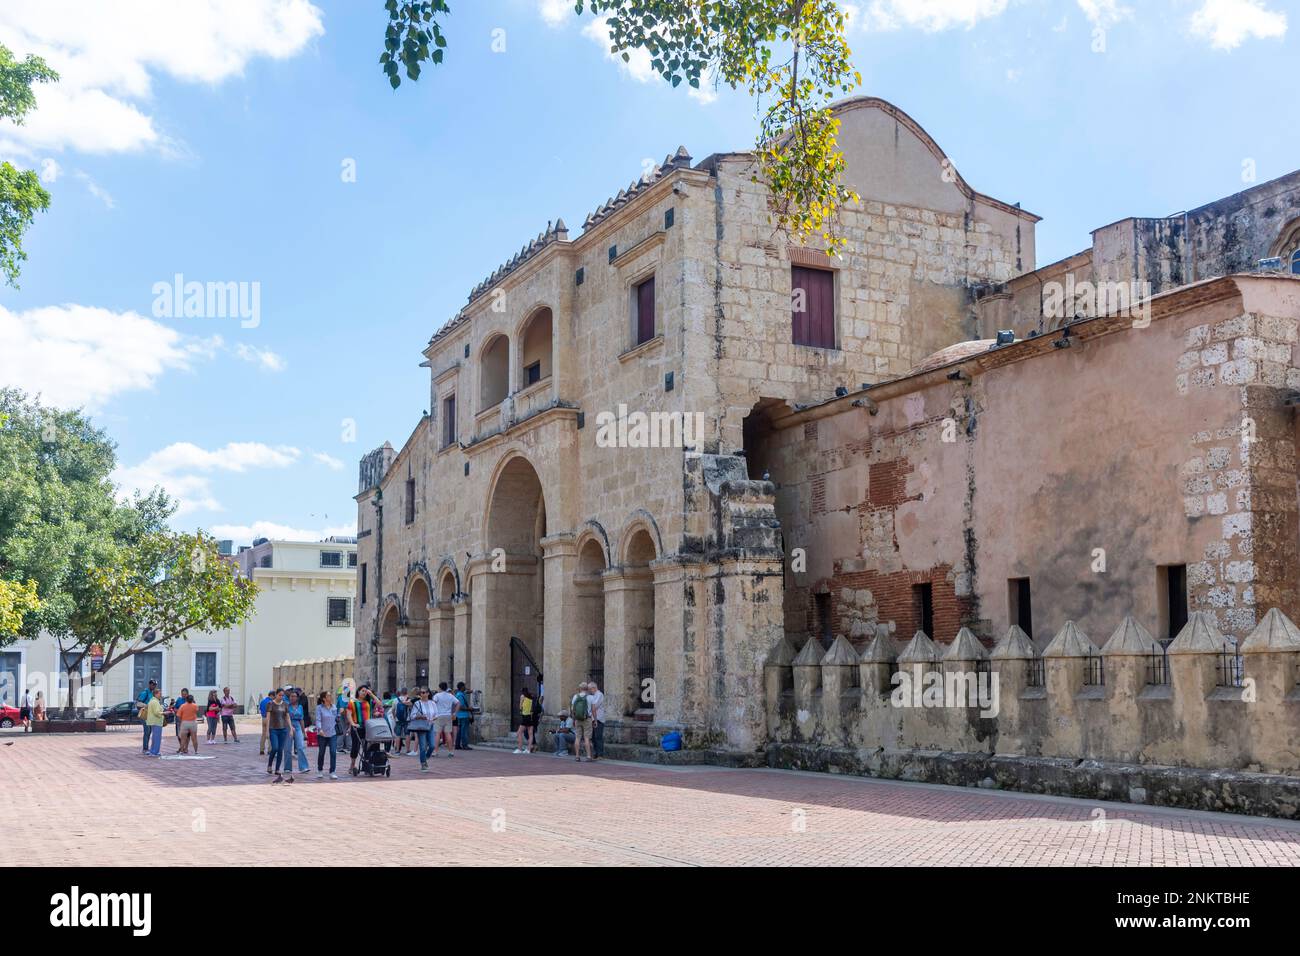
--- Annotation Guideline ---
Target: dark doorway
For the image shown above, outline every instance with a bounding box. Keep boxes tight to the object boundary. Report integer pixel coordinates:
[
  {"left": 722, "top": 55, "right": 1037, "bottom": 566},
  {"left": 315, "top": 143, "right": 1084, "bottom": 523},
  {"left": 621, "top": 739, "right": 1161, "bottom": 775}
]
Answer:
[
  {"left": 509, "top": 636, "right": 542, "bottom": 730},
  {"left": 913, "top": 582, "right": 934, "bottom": 638}
]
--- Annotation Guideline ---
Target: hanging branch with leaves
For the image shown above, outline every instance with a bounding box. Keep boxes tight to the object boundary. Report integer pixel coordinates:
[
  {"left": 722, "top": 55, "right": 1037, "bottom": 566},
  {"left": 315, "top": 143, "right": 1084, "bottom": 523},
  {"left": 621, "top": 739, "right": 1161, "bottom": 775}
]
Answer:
[{"left": 379, "top": 1, "right": 861, "bottom": 255}]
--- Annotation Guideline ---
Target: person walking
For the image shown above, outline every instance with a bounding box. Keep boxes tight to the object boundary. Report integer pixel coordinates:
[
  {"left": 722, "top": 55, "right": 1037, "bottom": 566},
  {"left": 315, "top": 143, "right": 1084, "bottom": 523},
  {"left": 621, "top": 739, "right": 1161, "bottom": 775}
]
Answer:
[
  {"left": 287, "top": 690, "right": 310, "bottom": 774},
  {"left": 145, "top": 688, "right": 166, "bottom": 757},
  {"left": 587, "top": 681, "right": 606, "bottom": 761},
  {"left": 514, "top": 688, "right": 537, "bottom": 754},
  {"left": 173, "top": 688, "right": 189, "bottom": 743},
  {"left": 19, "top": 688, "right": 32, "bottom": 732},
  {"left": 137, "top": 679, "right": 157, "bottom": 752},
  {"left": 431, "top": 682, "right": 459, "bottom": 759},
  {"left": 175, "top": 694, "right": 200, "bottom": 754},
  {"left": 219, "top": 687, "right": 239, "bottom": 743},
  {"left": 258, "top": 689, "right": 273, "bottom": 755},
  {"left": 266, "top": 688, "right": 293, "bottom": 783},
  {"left": 204, "top": 691, "right": 221, "bottom": 744},
  {"left": 408, "top": 688, "right": 435, "bottom": 771},
  {"left": 314, "top": 691, "right": 339, "bottom": 779},
  {"left": 392, "top": 689, "right": 411, "bottom": 756},
  {"left": 454, "top": 682, "right": 473, "bottom": 750},
  {"left": 569, "top": 684, "right": 594, "bottom": 762}
]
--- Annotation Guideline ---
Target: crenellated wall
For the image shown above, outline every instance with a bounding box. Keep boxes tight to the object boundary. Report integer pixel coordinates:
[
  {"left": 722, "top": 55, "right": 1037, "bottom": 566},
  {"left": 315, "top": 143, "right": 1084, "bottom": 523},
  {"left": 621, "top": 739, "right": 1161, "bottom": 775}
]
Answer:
[{"left": 764, "top": 609, "right": 1300, "bottom": 777}]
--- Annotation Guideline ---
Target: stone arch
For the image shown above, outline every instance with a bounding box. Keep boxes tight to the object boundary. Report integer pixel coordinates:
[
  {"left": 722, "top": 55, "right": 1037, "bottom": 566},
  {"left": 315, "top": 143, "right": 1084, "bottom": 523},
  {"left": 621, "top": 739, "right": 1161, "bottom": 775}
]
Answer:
[
  {"left": 516, "top": 306, "right": 553, "bottom": 387},
  {"left": 480, "top": 452, "right": 548, "bottom": 723},
  {"left": 576, "top": 531, "right": 608, "bottom": 693},
  {"left": 479, "top": 332, "right": 510, "bottom": 410},
  {"left": 618, "top": 510, "right": 663, "bottom": 567},
  {"left": 404, "top": 571, "right": 432, "bottom": 690},
  {"left": 575, "top": 520, "right": 611, "bottom": 569},
  {"left": 1268, "top": 217, "right": 1300, "bottom": 274},
  {"left": 484, "top": 452, "right": 549, "bottom": 555},
  {"left": 377, "top": 599, "right": 401, "bottom": 696}
]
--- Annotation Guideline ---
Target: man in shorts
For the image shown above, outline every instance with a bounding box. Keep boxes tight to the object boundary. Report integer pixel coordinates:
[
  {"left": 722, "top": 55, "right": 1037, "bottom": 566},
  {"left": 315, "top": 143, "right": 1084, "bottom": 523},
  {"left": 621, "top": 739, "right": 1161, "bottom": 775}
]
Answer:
[
  {"left": 569, "top": 684, "right": 594, "bottom": 762},
  {"left": 430, "top": 682, "right": 460, "bottom": 758},
  {"left": 219, "top": 686, "right": 239, "bottom": 743}
]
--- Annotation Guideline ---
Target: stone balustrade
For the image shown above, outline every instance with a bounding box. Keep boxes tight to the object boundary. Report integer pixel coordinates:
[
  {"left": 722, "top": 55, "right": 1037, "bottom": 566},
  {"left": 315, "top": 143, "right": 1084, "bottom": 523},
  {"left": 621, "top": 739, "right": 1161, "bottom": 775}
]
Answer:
[{"left": 764, "top": 609, "right": 1300, "bottom": 774}]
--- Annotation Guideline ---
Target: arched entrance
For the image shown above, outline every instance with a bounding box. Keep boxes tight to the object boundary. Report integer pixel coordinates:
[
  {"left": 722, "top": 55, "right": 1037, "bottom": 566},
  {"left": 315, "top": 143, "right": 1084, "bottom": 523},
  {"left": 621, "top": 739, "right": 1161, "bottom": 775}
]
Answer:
[
  {"left": 577, "top": 536, "right": 607, "bottom": 693},
  {"left": 436, "top": 568, "right": 458, "bottom": 687},
  {"left": 478, "top": 455, "right": 547, "bottom": 726},
  {"left": 624, "top": 526, "right": 657, "bottom": 715},
  {"left": 406, "top": 576, "right": 431, "bottom": 690}
]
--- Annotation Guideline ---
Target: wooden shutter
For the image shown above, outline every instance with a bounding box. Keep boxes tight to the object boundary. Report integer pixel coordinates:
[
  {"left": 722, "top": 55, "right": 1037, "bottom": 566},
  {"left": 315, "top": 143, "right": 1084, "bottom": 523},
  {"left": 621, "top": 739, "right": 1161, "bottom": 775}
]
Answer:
[
  {"left": 636, "top": 277, "right": 656, "bottom": 344},
  {"left": 792, "top": 266, "right": 835, "bottom": 348}
]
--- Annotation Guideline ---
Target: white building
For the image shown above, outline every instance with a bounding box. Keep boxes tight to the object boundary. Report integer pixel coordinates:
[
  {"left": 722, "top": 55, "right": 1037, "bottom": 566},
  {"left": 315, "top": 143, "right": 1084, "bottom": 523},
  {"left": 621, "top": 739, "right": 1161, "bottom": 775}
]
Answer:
[{"left": 0, "top": 537, "right": 358, "bottom": 715}]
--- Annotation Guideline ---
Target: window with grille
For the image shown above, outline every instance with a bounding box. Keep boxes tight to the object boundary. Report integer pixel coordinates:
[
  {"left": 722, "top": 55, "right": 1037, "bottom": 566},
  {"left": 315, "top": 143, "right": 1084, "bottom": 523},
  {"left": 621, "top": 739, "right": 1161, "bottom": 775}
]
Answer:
[
  {"left": 319, "top": 550, "right": 343, "bottom": 568},
  {"left": 193, "top": 652, "right": 217, "bottom": 687},
  {"left": 327, "top": 597, "right": 352, "bottom": 627},
  {"left": 347, "top": 552, "right": 357, "bottom": 568},
  {"left": 792, "top": 265, "right": 836, "bottom": 349}
]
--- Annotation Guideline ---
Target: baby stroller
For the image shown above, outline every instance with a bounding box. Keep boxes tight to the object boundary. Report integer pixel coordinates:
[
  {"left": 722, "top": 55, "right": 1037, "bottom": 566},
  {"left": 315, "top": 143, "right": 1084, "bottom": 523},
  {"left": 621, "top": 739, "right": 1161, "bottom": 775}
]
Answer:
[{"left": 353, "top": 715, "right": 395, "bottom": 777}]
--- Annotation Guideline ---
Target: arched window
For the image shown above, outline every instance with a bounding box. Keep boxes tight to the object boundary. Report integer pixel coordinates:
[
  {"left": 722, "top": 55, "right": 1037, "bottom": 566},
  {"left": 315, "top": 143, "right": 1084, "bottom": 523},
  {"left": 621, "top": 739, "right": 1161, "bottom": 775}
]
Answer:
[
  {"left": 1292, "top": 248, "right": 1300, "bottom": 275},
  {"left": 479, "top": 334, "right": 509, "bottom": 410}
]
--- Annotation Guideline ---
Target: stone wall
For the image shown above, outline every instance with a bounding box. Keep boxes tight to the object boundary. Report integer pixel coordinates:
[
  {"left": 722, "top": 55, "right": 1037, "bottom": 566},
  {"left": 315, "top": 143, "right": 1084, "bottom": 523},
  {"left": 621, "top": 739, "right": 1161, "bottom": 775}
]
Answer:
[
  {"left": 765, "top": 609, "right": 1300, "bottom": 777},
  {"left": 273, "top": 655, "right": 353, "bottom": 696}
]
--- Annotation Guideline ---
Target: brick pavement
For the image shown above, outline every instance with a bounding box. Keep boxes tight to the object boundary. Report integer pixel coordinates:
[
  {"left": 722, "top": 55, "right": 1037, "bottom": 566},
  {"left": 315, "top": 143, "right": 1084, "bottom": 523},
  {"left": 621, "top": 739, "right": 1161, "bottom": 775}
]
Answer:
[{"left": 3, "top": 723, "right": 1300, "bottom": 866}]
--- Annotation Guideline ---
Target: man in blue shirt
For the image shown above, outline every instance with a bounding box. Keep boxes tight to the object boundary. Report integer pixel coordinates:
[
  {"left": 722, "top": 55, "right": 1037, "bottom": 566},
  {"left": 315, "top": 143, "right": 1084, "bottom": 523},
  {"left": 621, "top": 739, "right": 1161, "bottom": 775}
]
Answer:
[
  {"left": 258, "top": 690, "right": 274, "bottom": 755},
  {"left": 138, "top": 679, "right": 157, "bottom": 753}
]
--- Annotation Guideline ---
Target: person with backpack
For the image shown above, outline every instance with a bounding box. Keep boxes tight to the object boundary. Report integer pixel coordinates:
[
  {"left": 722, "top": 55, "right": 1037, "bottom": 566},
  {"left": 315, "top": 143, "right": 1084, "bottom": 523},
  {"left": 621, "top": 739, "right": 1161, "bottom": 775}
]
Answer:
[
  {"left": 392, "top": 689, "right": 410, "bottom": 756},
  {"left": 514, "top": 688, "right": 537, "bottom": 754},
  {"left": 569, "top": 684, "right": 594, "bottom": 762},
  {"left": 453, "top": 682, "right": 473, "bottom": 750},
  {"left": 137, "top": 680, "right": 157, "bottom": 752}
]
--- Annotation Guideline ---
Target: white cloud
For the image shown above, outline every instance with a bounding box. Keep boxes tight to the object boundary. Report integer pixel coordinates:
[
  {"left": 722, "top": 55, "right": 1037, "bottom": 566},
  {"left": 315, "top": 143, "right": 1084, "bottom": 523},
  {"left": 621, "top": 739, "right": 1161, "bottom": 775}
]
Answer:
[
  {"left": 73, "top": 169, "right": 115, "bottom": 208},
  {"left": 1189, "top": 0, "right": 1286, "bottom": 49},
  {"left": 1076, "top": 0, "right": 1132, "bottom": 29},
  {"left": 234, "top": 342, "right": 286, "bottom": 372},
  {"left": 857, "top": 0, "right": 1010, "bottom": 32},
  {"left": 537, "top": 0, "right": 571, "bottom": 28},
  {"left": 207, "top": 520, "right": 357, "bottom": 544},
  {"left": 0, "top": 0, "right": 325, "bottom": 158},
  {"left": 39, "top": 157, "right": 60, "bottom": 182},
  {"left": 0, "top": 303, "right": 206, "bottom": 409},
  {"left": 581, "top": 15, "right": 658, "bottom": 85},
  {"left": 312, "top": 451, "right": 344, "bottom": 471},
  {"left": 113, "top": 441, "right": 302, "bottom": 516}
]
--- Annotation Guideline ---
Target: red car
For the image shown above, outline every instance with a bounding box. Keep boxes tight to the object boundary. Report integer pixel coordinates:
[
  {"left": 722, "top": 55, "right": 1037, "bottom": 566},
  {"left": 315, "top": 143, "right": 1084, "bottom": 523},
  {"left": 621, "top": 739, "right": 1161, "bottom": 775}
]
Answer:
[{"left": 0, "top": 704, "right": 21, "bottom": 728}]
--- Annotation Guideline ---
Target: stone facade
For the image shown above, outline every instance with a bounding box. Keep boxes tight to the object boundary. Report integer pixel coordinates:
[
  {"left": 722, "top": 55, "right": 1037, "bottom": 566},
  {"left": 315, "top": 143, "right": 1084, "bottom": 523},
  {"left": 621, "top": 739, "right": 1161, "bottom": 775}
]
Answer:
[{"left": 356, "top": 95, "right": 1300, "bottom": 775}]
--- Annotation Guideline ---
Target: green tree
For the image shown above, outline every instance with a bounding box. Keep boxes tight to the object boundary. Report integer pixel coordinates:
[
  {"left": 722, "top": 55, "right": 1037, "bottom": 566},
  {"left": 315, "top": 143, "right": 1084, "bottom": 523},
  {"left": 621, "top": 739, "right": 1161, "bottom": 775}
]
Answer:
[
  {"left": 65, "top": 532, "right": 259, "bottom": 711},
  {"left": 0, "top": 44, "right": 58, "bottom": 287},
  {"left": 380, "top": 1, "right": 860, "bottom": 254},
  {"left": 0, "top": 578, "right": 40, "bottom": 637}
]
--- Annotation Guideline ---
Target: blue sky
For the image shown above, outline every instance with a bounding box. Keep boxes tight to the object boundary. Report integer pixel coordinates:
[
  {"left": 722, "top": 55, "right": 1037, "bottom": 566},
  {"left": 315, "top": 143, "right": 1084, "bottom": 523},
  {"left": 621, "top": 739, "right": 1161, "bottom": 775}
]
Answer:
[{"left": 0, "top": 0, "right": 1295, "bottom": 544}]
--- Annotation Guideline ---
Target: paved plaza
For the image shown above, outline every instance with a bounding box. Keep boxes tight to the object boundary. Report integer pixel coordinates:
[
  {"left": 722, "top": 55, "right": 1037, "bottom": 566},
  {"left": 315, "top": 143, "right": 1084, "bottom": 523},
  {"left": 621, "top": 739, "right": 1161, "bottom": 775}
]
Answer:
[{"left": 3, "top": 721, "right": 1300, "bottom": 867}]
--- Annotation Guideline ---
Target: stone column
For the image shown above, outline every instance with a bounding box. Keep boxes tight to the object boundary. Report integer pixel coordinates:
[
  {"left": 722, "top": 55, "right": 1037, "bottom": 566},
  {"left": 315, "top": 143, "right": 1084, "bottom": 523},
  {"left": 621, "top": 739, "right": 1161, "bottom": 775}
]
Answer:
[
  {"left": 602, "top": 567, "right": 652, "bottom": 718},
  {"left": 431, "top": 602, "right": 454, "bottom": 687},
  {"left": 1240, "top": 607, "right": 1300, "bottom": 771},
  {"left": 988, "top": 625, "right": 1036, "bottom": 756},
  {"left": 895, "top": 630, "right": 940, "bottom": 750},
  {"left": 942, "top": 627, "right": 991, "bottom": 753},
  {"left": 792, "top": 636, "right": 824, "bottom": 743},
  {"left": 763, "top": 637, "right": 796, "bottom": 741},
  {"left": 820, "top": 635, "right": 861, "bottom": 747},
  {"left": 452, "top": 596, "right": 472, "bottom": 689},
  {"left": 395, "top": 626, "right": 413, "bottom": 691},
  {"left": 1040, "top": 621, "right": 1095, "bottom": 759},
  {"left": 650, "top": 556, "right": 688, "bottom": 729},
  {"left": 1167, "top": 611, "right": 1229, "bottom": 766},
  {"left": 1099, "top": 615, "right": 1160, "bottom": 762},
  {"left": 541, "top": 533, "right": 583, "bottom": 715}
]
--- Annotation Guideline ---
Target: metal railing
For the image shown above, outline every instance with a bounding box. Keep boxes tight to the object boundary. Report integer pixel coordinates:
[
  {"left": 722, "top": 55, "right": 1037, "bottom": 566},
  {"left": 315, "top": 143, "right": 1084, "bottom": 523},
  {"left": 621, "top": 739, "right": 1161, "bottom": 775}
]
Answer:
[
  {"left": 1216, "top": 642, "right": 1244, "bottom": 688},
  {"left": 588, "top": 640, "right": 605, "bottom": 689},
  {"left": 1084, "top": 650, "right": 1105, "bottom": 687},
  {"left": 1145, "top": 644, "right": 1170, "bottom": 686}
]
